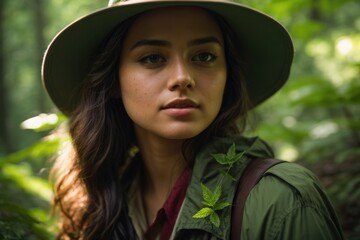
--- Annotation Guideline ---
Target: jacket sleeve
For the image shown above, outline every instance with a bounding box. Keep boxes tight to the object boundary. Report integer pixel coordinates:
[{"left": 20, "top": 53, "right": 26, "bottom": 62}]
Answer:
[
  {"left": 241, "top": 162, "right": 344, "bottom": 240},
  {"left": 273, "top": 204, "right": 343, "bottom": 240}
]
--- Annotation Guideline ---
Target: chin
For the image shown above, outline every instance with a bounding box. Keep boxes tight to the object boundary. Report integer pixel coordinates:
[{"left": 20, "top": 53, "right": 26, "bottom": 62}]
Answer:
[{"left": 162, "top": 129, "right": 203, "bottom": 140}]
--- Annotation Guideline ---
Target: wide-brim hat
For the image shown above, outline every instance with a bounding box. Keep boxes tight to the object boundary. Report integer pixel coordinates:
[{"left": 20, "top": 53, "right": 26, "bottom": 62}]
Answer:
[{"left": 42, "top": 0, "right": 294, "bottom": 116}]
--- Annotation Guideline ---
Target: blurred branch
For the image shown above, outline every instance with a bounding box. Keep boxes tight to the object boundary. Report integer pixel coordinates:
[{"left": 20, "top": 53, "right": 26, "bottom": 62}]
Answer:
[
  {"left": 31, "top": 0, "right": 47, "bottom": 112},
  {"left": 309, "top": 0, "right": 322, "bottom": 21},
  {"left": 0, "top": 0, "right": 13, "bottom": 154}
]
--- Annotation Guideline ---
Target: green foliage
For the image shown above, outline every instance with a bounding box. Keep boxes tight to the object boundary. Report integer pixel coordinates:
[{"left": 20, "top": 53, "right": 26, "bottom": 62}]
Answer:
[
  {"left": 0, "top": 164, "right": 55, "bottom": 240},
  {"left": 212, "top": 143, "right": 245, "bottom": 165},
  {"left": 0, "top": 114, "right": 67, "bottom": 239},
  {"left": 241, "top": 0, "right": 360, "bottom": 238},
  {"left": 1, "top": 1, "right": 105, "bottom": 238},
  {"left": 193, "top": 184, "right": 231, "bottom": 228},
  {"left": 1, "top": 0, "right": 359, "bottom": 238},
  {"left": 193, "top": 144, "right": 244, "bottom": 228}
]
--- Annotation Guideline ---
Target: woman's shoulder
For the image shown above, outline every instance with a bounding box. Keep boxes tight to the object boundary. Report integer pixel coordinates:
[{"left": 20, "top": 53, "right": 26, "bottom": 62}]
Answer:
[
  {"left": 263, "top": 161, "right": 324, "bottom": 203},
  {"left": 245, "top": 161, "right": 327, "bottom": 217},
  {"left": 250, "top": 161, "right": 335, "bottom": 214},
  {"left": 241, "top": 161, "right": 344, "bottom": 239}
]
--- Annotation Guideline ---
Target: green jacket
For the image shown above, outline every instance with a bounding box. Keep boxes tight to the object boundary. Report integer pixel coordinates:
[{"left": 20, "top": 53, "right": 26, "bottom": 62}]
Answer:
[{"left": 170, "top": 136, "right": 344, "bottom": 240}]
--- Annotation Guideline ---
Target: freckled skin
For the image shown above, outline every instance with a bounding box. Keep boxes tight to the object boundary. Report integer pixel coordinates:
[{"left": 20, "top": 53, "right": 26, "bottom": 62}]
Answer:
[{"left": 119, "top": 6, "right": 227, "bottom": 141}]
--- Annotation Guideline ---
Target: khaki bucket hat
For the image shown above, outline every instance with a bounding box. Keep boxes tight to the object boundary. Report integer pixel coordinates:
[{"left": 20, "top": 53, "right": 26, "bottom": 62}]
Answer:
[{"left": 42, "top": 0, "right": 294, "bottom": 116}]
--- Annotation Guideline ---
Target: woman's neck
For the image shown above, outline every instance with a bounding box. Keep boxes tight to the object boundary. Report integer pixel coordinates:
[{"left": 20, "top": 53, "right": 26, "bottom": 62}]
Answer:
[
  {"left": 138, "top": 136, "right": 186, "bottom": 195},
  {"left": 135, "top": 129, "right": 188, "bottom": 224}
]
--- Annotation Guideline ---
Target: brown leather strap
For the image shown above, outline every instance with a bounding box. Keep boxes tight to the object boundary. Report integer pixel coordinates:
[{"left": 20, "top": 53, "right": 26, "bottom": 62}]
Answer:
[{"left": 231, "top": 158, "right": 284, "bottom": 240}]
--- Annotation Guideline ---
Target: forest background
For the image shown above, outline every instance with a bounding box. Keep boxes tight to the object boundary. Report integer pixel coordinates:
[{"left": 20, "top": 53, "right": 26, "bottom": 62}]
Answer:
[{"left": 0, "top": 0, "right": 359, "bottom": 239}]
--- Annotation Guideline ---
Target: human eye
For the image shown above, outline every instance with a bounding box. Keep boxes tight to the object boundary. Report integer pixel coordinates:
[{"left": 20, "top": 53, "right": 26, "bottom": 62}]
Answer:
[
  {"left": 192, "top": 52, "right": 217, "bottom": 63},
  {"left": 138, "top": 54, "right": 166, "bottom": 65}
]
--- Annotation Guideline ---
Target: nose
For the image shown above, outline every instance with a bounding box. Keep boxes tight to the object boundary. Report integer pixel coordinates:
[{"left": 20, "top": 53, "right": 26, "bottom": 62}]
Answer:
[{"left": 168, "top": 57, "right": 195, "bottom": 91}]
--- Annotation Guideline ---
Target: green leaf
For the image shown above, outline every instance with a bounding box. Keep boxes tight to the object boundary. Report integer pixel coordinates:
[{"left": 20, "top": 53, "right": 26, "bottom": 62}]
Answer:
[
  {"left": 227, "top": 143, "right": 236, "bottom": 159},
  {"left": 201, "top": 183, "right": 213, "bottom": 205},
  {"left": 214, "top": 202, "right": 231, "bottom": 211},
  {"left": 193, "top": 207, "right": 214, "bottom": 219},
  {"left": 211, "top": 153, "right": 228, "bottom": 165},
  {"left": 2, "top": 163, "right": 52, "bottom": 201},
  {"left": 220, "top": 169, "right": 236, "bottom": 181},
  {"left": 227, "top": 155, "right": 242, "bottom": 165},
  {"left": 211, "top": 185, "right": 222, "bottom": 205},
  {"left": 227, "top": 150, "right": 246, "bottom": 165},
  {"left": 212, "top": 144, "right": 245, "bottom": 165},
  {"left": 202, "top": 200, "right": 212, "bottom": 207},
  {"left": 201, "top": 184, "right": 221, "bottom": 207},
  {"left": 210, "top": 212, "right": 220, "bottom": 228},
  {"left": 0, "top": 137, "right": 64, "bottom": 168}
]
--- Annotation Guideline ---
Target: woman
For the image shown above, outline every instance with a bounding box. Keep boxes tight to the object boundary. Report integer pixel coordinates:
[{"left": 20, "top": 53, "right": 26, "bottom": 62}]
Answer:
[{"left": 42, "top": 0, "right": 344, "bottom": 239}]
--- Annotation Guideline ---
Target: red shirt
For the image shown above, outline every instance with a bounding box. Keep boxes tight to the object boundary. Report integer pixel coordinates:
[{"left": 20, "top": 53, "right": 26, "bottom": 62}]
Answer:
[{"left": 144, "top": 168, "right": 191, "bottom": 240}]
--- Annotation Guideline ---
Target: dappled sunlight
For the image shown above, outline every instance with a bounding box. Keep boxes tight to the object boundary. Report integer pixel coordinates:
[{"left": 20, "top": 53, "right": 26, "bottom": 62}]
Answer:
[
  {"left": 336, "top": 38, "right": 353, "bottom": 55},
  {"left": 310, "top": 121, "right": 339, "bottom": 139},
  {"left": 21, "top": 113, "right": 59, "bottom": 130},
  {"left": 1, "top": 0, "right": 359, "bottom": 238},
  {"left": 306, "top": 39, "right": 331, "bottom": 57},
  {"left": 282, "top": 116, "right": 297, "bottom": 128},
  {"left": 278, "top": 144, "right": 299, "bottom": 162}
]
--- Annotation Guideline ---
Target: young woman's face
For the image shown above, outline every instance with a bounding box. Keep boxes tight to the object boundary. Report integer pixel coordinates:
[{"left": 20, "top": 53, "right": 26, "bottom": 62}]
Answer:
[{"left": 119, "top": 7, "right": 227, "bottom": 140}]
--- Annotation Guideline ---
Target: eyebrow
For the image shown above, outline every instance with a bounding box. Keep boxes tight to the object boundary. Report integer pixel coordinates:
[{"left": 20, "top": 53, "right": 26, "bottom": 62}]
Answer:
[
  {"left": 188, "top": 36, "right": 223, "bottom": 47},
  {"left": 130, "top": 36, "right": 223, "bottom": 50},
  {"left": 130, "top": 39, "right": 170, "bottom": 50}
]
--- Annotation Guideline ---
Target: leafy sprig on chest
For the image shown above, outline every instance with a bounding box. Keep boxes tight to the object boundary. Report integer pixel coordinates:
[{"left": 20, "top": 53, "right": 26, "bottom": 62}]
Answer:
[{"left": 192, "top": 143, "right": 245, "bottom": 228}]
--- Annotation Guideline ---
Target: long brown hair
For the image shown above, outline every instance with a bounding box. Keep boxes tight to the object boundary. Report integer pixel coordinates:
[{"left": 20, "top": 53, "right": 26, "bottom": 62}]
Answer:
[{"left": 51, "top": 11, "right": 251, "bottom": 240}]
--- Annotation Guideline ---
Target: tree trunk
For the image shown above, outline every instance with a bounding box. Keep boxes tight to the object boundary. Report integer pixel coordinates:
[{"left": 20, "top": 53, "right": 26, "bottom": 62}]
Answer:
[
  {"left": 32, "top": 0, "right": 47, "bottom": 113},
  {"left": 0, "top": 0, "right": 13, "bottom": 154},
  {"left": 309, "top": 0, "right": 322, "bottom": 21}
]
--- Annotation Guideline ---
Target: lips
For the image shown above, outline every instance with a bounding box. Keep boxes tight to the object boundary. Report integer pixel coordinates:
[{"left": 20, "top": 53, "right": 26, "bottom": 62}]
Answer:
[{"left": 162, "top": 98, "right": 199, "bottom": 109}]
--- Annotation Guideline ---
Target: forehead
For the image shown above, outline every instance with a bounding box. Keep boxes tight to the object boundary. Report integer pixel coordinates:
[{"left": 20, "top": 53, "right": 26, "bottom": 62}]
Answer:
[{"left": 124, "top": 6, "right": 223, "bottom": 42}]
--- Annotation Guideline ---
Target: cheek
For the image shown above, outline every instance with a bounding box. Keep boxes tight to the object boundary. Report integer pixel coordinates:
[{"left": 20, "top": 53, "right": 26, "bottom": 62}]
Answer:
[
  {"left": 203, "top": 70, "right": 227, "bottom": 102},
  {"left": 120, "top": 80, "right": 144, "bottom": 109},
  {"left": 216, "top": 69, "right": 227, "bottom": 98},
  {"left": 210, "top": 72, "right": 227, "bottom": 116},
  {"left": 119, "top": 65, "right": 140, "bottom": 100},
  {"left": 216, "top": 71, "right": 227, "bottom": 95},
  {"left": 119, "top": 70, "right": 138, "bottom": 110},
  {"left": 119, "top": 71, "right": 156, "bottom": 120}
]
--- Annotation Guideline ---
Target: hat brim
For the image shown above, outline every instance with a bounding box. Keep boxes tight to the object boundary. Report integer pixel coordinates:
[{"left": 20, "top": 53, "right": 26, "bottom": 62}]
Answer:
[{"left": 42, "top": 0, "right": 294, "bottom": 116}]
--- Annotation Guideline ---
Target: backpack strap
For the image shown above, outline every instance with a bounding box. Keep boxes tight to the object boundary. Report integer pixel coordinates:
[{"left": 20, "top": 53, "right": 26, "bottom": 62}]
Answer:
[{"left": 231, "top": 158, "right": 284, "bottom": 240}]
